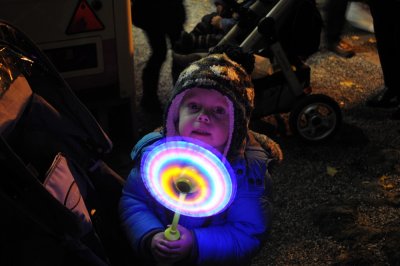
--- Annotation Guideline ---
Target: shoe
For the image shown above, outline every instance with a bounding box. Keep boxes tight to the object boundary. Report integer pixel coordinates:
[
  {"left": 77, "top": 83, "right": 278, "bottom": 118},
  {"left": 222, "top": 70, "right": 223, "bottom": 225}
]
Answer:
[
  {"left": 367, "top": 87, "right": 399, "bottom": 108},
  {"left": 327, "top": 40, "right": 355, "bottom": 58}
]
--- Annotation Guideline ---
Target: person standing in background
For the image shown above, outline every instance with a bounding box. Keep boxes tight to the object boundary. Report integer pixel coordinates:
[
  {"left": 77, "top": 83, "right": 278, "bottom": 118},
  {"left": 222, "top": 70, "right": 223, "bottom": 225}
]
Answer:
[
  {"left": 131, "top": 0, "right": 186, "bottom": 114},
  {"left": 366, "top": 0, "right": 400, "bottom": 119}
]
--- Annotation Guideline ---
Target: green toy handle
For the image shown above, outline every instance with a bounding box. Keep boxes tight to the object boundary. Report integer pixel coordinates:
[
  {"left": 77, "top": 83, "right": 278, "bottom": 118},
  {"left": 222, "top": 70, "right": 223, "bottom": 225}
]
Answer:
[{"left": 164, "top": 192, "right": 187, "bottom": 241}]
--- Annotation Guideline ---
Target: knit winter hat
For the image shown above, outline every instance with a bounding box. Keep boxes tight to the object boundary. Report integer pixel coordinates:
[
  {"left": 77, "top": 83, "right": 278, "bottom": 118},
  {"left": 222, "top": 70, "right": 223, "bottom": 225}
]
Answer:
[
  {"left": 214, "top": 0, "right": 228, "bottom": 7},
  {"left": 165, "top": 52, "right": 255, "bottom": 159}
]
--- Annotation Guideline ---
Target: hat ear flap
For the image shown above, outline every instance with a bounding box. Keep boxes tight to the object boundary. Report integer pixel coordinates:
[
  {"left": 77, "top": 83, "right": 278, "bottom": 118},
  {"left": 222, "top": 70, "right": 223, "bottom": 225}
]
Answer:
[{"left": 166, "top": 91, "right": 187, "bottom": 138}]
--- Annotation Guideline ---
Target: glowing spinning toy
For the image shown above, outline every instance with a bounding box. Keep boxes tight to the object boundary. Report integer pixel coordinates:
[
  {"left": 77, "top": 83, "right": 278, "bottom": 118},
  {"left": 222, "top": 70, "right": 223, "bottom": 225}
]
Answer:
[{"left": 141, "top": 137, "right": 236, "bottom": 241}]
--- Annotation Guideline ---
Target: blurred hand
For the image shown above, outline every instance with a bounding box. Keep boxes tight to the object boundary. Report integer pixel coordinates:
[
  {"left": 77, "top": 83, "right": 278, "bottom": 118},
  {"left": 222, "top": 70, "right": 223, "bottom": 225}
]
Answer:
[
  {"left": 150, "top": 225, "right": 194, "bottom": 263},
  {"left": 211, "top": 15, "right": 223, "bottom": 29}
]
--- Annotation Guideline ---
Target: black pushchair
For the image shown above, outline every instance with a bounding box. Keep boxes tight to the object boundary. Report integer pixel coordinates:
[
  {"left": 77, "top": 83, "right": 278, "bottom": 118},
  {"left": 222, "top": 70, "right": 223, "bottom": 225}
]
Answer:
[
  {"left": 0, "top": 20, "right": 132, "bottom": 265},
  {"left": 173, "top": 0, "right": 342, "bottom": 143}
]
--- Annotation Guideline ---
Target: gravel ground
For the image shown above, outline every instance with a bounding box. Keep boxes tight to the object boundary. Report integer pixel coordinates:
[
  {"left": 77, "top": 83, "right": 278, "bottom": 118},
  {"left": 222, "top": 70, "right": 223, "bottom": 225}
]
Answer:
[{"left": 129, "top": 0, "right": 400, "bottom": 265}]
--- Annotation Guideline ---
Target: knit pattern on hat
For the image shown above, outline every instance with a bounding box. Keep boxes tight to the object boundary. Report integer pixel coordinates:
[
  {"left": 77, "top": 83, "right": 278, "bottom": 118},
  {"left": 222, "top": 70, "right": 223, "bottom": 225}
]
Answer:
[{"left": 165, "top": 53, "right": 254, "bottom": 159}]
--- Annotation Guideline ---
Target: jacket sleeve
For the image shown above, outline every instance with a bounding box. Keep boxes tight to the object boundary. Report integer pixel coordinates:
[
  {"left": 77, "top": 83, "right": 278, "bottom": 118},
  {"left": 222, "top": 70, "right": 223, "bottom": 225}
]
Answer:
[
  {"left": 250, "top": 130, "right": 283, "bottom": 163},
  {"left": 119, "top": 133, "right": 165, "bottom": 254},
  {"left": 193, "top": 145, "right": 271, "bottom": 266},
  {"left": 220, "top": 17, "right": 237, "bottom": 33}
]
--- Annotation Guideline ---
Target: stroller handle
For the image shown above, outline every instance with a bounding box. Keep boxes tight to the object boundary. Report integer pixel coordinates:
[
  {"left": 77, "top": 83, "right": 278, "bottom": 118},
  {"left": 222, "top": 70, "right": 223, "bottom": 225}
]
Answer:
[
  {"left": 240, "top": 0, "right": 297, "bottom": 52},
  {"left": 240, "top": 0, "right": 305, "bottom": 96},
  {"left": 218, "top": 0, "right": 270, "bottom": 46}
]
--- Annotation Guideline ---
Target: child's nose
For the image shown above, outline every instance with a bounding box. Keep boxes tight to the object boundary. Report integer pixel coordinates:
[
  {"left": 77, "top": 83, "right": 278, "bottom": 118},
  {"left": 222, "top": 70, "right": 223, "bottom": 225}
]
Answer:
[{"left": 197, "top": 111, "right": 210, "bottom": 123}]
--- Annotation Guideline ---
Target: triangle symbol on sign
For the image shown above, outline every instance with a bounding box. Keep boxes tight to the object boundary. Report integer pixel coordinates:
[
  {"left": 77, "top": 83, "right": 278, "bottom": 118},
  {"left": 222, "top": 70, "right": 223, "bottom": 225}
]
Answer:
[{"left": 66, "top": 0, "right": 104, "bottom": 34}]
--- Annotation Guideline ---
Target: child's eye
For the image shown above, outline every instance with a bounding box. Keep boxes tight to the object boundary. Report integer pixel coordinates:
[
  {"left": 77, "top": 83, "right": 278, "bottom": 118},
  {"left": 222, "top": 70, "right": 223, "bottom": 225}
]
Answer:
[
  {"left": 214, "top": 106, "right": 227, "bottom": 115},
  {"left": 188, "top": 102, "right": 200, "bottom": 112}
]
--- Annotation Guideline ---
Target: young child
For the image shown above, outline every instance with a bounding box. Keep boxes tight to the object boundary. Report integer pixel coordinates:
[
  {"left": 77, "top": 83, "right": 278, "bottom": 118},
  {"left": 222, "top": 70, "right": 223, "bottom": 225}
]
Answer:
[
  {"left": 175, "top": 0, "right": 256, "bottom": 54},
  {"left": 119, "top": 46, "right": 283, "bottom": 266}
]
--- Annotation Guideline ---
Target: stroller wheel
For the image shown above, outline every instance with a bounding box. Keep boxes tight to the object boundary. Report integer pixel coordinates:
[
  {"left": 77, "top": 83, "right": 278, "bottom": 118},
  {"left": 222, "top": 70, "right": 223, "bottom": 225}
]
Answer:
[{"left": 289, "top": 94, "right": 342, "bottom": 142}]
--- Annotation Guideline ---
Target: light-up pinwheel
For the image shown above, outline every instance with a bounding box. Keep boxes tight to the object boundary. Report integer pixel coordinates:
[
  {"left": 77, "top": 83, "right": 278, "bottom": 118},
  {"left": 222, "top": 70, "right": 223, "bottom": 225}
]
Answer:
[{"left": 141, "top": 136, "right": 236, "bottom": 241}]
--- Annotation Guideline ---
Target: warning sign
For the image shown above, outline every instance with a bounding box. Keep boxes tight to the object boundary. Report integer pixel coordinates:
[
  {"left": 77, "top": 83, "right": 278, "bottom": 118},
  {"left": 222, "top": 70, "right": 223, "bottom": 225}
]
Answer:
[{"left": 66, "top": 0, "right": 104, "bottom": 34}]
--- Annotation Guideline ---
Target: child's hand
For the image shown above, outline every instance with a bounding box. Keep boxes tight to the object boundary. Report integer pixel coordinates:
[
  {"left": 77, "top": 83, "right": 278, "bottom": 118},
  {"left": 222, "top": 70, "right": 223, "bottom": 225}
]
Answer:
[
  {"left": 151, "top": 232, "right": 176, "bottom": 263},
  {"left": 211, "top": 15, "right": 223, "bottom": 29},
  {"left": 150, "top": 225, "right": 194, "bottom": 263},
  {"left": 173, "top": 225, "right": 194, "bottom": 260}
]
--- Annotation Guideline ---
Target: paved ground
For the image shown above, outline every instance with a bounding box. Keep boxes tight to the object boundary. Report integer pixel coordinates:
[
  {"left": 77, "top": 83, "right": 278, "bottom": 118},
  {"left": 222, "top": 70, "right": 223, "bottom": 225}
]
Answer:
[{"left": 105, "top": 1, "right": 400, "bottom": 265}]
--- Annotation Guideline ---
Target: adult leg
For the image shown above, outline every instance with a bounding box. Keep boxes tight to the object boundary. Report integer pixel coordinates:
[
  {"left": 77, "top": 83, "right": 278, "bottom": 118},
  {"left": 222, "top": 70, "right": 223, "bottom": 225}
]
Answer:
[
  {"left": 367, "top": 0, "right": 400, "bottom": 108},
  {"left": 369, "top": 0, "right": 399, "bottom": 94},
  {"left": 324, "top": 0, "right": 355, "bottom": 58},
  {"left": 324, "top": 0, "right": 348, "bottom": 44},
  {"left": 141, "top": 28, "right": 167, "bottom": 112}
]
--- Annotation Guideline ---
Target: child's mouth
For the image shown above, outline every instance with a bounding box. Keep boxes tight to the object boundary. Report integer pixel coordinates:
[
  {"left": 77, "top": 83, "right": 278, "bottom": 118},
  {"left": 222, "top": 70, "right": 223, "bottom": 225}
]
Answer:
[{"left": 192, "top": 130, "right": 210, "bottom": 136}]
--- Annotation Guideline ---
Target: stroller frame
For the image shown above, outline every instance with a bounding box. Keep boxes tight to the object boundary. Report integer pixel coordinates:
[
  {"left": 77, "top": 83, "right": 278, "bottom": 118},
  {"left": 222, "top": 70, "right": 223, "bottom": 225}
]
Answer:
[{"left": 174, "top": 0, "right": 342, "bottom": 142}]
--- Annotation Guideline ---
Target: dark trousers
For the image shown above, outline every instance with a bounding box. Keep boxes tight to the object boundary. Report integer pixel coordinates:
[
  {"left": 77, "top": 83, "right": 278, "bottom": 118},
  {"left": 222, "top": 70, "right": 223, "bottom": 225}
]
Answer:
[
  {"left": 142, "top": 29, "right": 168, "bottom": 100},
  {"left": 141, "top": 25, "right": 183, "bottom": 101},
  {"left": 324, "top": 0, "right": 349, "bottom": 44},
  {"left": 368, "top": 0, "right": 400, "bottom": 94}
]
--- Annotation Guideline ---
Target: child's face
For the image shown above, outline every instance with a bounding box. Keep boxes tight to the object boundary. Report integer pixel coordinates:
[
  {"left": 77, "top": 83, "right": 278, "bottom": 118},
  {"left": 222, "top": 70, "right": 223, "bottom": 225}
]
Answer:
[{"left": 178, "top": 88, "right": 230, "bottom": 153}]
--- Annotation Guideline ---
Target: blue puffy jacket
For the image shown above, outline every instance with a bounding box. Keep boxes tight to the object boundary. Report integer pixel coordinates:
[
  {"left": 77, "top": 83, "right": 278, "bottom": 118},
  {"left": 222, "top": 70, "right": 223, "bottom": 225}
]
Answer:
[{"left": 120, "top": 131, "right": 278, "bottom": 266}]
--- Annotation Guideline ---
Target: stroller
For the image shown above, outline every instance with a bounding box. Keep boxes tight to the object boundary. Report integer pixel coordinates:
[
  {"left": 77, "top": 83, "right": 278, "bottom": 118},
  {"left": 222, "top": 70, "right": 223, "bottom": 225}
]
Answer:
[
  {"left": 173, "top": 0, "right": 342, "bottom": 143},
  {"left": 0, "top": 20, "right": 132, "bottom": 265}
]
